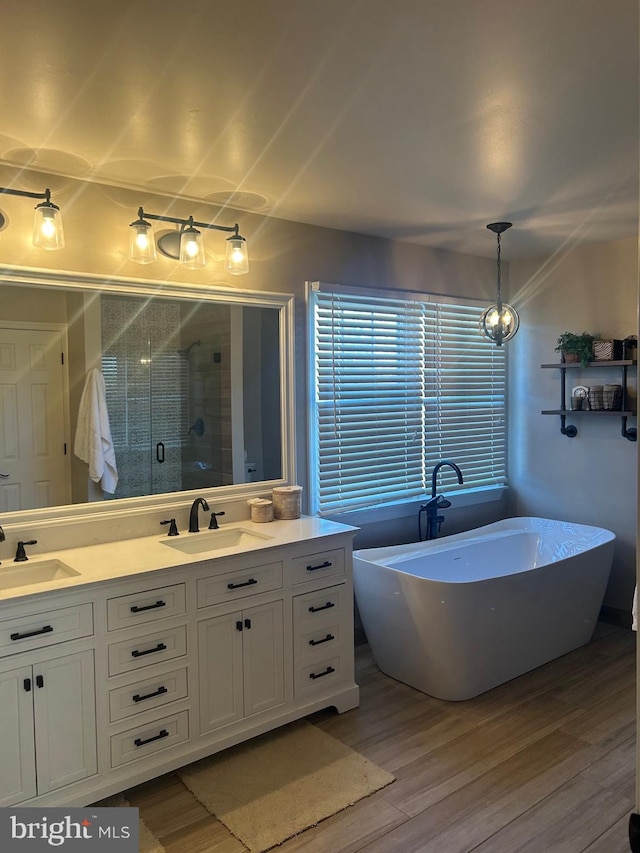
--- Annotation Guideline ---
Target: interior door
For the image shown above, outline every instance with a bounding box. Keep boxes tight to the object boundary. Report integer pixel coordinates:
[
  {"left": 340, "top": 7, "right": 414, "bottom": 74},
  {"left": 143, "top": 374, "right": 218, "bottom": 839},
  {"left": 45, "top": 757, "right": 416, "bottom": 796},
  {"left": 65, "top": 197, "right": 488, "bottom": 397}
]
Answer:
[{"left": 0, "top": 327, "right": 69, "bottom": 510}]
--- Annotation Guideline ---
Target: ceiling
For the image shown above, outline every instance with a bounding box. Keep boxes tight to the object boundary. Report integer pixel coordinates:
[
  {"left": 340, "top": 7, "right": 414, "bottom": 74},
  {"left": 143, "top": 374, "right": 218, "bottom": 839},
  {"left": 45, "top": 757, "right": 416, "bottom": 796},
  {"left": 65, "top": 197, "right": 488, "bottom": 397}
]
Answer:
[{"left": 1, "top": 0, "right": 638, "bottom": 259}]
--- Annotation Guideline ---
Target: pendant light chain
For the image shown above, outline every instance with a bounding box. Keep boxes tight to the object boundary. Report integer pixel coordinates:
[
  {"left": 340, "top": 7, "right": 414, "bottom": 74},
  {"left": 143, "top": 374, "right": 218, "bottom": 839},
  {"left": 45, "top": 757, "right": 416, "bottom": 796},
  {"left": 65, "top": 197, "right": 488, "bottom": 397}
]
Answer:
[{"left": 496, "top": 231, "right": 502, "bottom": 308}]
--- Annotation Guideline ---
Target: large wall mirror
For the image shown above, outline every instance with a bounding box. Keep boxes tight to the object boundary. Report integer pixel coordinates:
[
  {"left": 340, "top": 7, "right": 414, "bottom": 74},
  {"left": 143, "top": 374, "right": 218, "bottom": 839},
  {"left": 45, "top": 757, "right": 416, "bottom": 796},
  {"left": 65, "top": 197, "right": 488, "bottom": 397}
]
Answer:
[{"left": 0, "top": 269, "right": 295, "bottom": 521}]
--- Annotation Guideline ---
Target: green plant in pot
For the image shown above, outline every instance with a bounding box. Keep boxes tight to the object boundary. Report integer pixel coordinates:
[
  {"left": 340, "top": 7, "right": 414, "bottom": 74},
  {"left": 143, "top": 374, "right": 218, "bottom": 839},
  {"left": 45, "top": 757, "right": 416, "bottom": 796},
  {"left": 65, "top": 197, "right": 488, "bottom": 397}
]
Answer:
[{"left": 555, "top": 332, "right": 596, "bottom": 368}]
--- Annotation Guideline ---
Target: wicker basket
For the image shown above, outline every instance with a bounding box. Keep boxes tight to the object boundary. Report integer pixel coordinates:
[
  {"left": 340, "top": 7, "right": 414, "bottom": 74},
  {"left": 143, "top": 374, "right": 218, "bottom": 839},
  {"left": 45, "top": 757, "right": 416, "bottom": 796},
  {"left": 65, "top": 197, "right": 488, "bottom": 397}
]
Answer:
[
  {"left": 593, "top": 339, "right": 623, "bottom": 361},
  {"left": 247, "top": 498, "right": 274, "bottom": 523},
  {"left": 272, "top": 486, "right": 303, "bottom": 519}
]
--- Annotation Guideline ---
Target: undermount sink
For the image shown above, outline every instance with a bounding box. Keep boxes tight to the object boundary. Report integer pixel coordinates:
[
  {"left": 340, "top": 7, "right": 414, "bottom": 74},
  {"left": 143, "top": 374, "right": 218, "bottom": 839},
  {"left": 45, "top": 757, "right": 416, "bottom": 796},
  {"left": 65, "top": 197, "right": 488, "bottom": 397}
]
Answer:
[
  {"left": 0, "top": 559, "right": 80, "bottom": 590},
  {"left": 161, "top": 526, "right": 273, "bottom": 555}
]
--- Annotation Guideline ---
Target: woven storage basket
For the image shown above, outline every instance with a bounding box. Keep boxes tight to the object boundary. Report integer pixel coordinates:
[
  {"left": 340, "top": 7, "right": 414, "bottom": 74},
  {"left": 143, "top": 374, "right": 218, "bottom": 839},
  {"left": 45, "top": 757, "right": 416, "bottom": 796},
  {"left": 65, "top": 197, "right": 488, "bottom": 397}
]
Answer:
[
  {"left": 247, "top": 498, "right": 274, "bottom": 523},
  {"left": 593, "top": 339, "right": 623, "bottom": 361},
  {"left": 272, "top": 486, "right": 303, "bottom": 519}
]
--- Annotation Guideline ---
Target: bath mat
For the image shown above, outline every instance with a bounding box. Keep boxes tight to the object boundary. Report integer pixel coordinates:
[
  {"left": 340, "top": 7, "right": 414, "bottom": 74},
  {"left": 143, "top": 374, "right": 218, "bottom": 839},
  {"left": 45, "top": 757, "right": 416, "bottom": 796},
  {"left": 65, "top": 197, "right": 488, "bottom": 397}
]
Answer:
[
  {"left": 95, "top": 793, "right": 166, "bottom": 853},
  {"left": 177, "top": 720, "right": 395, "bottom": 852}
]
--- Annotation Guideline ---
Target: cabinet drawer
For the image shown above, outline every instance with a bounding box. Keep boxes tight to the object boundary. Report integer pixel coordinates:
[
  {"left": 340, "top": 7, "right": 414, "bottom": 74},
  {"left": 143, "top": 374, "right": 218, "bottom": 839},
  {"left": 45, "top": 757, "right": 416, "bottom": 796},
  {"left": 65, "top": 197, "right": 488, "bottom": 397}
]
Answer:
[
  {"left": 295, "top": 620, "right": 343, "bottom": 660},
  {"left": 108, "top": 625, "right": 187, "bottom": 676},
  {"left": 294, "top": 654, "right": 345, "bottom": 696},
  {"left": 293, "top": 584, "right": 348, "bottom": 629},
  {"left": 290, "top": 549, "right": 345, "bottom": 585},
  {"left": 107, "top": 584, "right": 186, "bottom": 631},
  {"left": 110, "top": 710, "right": 189, "bottom": 767},
  {"left": 196, "top": 561, "right": 283, "bottom": 608},
  {"left": 0, "top": 603, "right": 93, "bottom": 657},
  {"left": 109, "top": 667, "right": 188, "bottom": 722}
]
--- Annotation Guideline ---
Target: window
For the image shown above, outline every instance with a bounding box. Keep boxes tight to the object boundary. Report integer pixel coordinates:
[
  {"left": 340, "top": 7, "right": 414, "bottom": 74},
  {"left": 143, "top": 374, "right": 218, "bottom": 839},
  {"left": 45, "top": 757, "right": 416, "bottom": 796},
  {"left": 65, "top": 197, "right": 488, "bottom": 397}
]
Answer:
[{"left": 308, "top": 282, "right": 507, "bottom": 516}]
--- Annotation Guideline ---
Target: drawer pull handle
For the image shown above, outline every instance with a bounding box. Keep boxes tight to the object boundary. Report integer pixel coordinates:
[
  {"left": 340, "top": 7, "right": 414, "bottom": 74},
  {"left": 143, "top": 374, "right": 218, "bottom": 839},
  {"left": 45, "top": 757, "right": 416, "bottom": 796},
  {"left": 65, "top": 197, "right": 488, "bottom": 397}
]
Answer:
[
  {"left": 310, "top": 666, "right": 335, "bottom": 680},
  {"left": 308, "top": 602, "right": 335, "bottom": 613},
  {"left": 227, "top": 578, "right": 258, "bottom": 590},
  {"left": 131, "top": 642, "right": 167, "bottom": 658},
  {"left": 134, "top": 728, "right": 169, "bottom": 748},
  {"left": 36, "top": 674, "right": 44, "bottom": 688},
  {"left": 130, "top": 600, "right": 166, "bottom": 613},
  {"left": 306, "top": 560, "right": 332, "bottom": 572},
  {"left": 309, "top": 633, "right": 335, "bottom": 646},
  {"left": 11, "top": 625, "right": 53, "bottom": 641},
  {"left": 132, "top": 685, "right": 168, "bottom": 703}
]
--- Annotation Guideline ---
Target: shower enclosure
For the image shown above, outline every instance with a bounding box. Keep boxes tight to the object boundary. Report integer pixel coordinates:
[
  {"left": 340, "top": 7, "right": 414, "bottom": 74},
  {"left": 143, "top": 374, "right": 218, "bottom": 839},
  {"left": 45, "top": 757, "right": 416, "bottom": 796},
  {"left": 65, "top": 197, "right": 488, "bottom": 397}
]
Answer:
[{"left": 99, "top": 295, "right": 269, "bottom": 500}]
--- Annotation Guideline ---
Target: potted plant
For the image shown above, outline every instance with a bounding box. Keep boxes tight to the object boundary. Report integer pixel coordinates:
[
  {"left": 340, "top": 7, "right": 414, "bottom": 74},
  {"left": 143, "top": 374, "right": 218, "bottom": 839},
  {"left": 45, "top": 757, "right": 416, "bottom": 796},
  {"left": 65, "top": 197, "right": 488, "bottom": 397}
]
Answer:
[{"left": 555, "top": 332, "right": 596, "bottom": 368}]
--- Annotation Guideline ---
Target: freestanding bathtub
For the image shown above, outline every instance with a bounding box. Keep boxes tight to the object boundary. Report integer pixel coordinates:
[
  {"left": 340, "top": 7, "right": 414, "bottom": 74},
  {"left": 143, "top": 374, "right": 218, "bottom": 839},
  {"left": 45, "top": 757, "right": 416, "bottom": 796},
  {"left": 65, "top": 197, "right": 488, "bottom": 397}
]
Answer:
[{"left": 352, "top": 517, "right": 615, "bottom": 700}]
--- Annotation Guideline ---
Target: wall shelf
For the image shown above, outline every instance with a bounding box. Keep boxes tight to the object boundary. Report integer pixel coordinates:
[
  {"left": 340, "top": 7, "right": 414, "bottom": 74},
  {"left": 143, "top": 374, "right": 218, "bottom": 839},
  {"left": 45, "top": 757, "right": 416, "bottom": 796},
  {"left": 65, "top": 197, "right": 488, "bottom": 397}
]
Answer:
[{"left": 541, "top": 360, "right": 637, "bottom": 441}]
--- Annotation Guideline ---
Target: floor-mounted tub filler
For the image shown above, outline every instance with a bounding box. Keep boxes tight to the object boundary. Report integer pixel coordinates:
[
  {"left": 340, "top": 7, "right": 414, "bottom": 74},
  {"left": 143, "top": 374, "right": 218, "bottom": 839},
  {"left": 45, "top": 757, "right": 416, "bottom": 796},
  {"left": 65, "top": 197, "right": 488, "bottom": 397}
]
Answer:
[{"left": 353, "top": 517, "right": 615, "bottom": 701}]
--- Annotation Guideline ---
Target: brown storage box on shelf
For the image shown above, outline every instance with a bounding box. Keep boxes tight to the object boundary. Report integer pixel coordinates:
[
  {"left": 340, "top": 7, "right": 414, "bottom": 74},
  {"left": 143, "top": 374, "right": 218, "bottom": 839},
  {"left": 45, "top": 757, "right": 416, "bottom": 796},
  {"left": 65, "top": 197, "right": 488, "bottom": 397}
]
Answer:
[
  {"left": 592, "top": 339, "right": 623, "bottom": 361},
  {"left": 272, "top": 486, "right": 303, "bottom": 519}
]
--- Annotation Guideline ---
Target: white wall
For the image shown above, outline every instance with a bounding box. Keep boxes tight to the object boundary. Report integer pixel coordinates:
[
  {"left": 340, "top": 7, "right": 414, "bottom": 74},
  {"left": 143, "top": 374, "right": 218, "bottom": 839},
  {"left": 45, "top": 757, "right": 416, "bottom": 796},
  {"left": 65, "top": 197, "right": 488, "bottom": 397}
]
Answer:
[
  {"left": 508, "top": 237, "right": 638, "bottom": 615},
  {"left": 0, "top": 169, "right": 506, "bottom": 542},
  {"left": 7, "top": 170, "right": 635, "bottom": 611}
]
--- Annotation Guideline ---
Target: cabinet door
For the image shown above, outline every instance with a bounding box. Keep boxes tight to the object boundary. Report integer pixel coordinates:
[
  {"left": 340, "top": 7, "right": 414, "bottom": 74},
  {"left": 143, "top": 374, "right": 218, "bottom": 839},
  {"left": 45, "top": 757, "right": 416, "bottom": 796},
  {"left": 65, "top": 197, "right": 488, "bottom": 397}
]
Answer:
[
  {"left": 33, "top": 650, "right": 97, "bottom": 795},
  {"left": 0, "top": 664, "right": 36, "bottom": 806},
  {"left": 198, "top": 612, "right": 244, "bottom": 733},
  {"left": 242, "top": 600, "right": 284, "bottom": 717}
]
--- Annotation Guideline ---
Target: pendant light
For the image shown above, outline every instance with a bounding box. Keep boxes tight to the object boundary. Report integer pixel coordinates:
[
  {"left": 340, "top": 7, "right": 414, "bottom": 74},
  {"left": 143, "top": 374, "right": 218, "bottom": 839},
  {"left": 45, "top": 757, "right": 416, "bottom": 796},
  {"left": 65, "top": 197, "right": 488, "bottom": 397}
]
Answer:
[{"left": 479, "top": 221, "right": 519, "bottom": 346}]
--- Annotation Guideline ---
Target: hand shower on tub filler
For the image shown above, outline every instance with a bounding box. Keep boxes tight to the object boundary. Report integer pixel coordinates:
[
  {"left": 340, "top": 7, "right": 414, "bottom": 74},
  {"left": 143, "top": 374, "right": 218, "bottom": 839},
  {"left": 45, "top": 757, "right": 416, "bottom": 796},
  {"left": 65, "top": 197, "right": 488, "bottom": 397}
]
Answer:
[{"left": 418, "top": 460, "right": 464, "bottom": 541}]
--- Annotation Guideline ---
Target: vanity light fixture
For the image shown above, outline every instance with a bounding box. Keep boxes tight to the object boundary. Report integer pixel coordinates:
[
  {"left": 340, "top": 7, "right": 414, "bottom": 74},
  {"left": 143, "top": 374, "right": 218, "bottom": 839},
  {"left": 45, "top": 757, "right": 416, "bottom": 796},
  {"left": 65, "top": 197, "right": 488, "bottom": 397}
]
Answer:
[
  {"left": 0, "top": 186, "right": 65, "bottom": 250},
  {"left": 479, "top": 221, "right": 519, "bottom": 346},
  {"left": 129, "top": 207, "right": 249, "bottom": 275}
]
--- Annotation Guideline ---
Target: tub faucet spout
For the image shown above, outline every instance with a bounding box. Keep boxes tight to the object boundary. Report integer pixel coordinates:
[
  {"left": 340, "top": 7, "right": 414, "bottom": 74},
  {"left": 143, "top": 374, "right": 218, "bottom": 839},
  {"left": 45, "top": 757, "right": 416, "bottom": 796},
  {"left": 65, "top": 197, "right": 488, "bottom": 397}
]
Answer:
[{"left": 431, "top": 460, "right": 464, "bottom": 498}]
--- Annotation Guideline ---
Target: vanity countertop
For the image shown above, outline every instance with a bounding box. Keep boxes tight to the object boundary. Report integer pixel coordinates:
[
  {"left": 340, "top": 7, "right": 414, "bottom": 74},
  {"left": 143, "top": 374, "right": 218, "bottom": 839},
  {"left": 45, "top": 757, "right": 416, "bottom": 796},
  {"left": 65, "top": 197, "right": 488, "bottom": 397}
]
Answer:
[{"left": 0, "top": 516, "right": 358, "bottom": 603}]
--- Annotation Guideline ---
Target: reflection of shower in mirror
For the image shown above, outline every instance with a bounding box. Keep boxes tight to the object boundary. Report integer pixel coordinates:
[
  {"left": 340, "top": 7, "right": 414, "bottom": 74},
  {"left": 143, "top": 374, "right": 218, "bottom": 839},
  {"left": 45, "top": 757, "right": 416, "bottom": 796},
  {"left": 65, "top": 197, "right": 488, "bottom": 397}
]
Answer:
[{"left": 178, "top": 339, "right": 201, "bottom": 359}]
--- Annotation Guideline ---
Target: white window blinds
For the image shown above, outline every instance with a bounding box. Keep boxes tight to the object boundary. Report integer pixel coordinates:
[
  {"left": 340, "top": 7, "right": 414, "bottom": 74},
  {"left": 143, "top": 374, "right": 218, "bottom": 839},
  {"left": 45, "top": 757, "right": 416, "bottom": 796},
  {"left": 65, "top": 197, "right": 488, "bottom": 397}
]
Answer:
[{"left": 309, "top": 283, "right": 506, "bottom": 516}]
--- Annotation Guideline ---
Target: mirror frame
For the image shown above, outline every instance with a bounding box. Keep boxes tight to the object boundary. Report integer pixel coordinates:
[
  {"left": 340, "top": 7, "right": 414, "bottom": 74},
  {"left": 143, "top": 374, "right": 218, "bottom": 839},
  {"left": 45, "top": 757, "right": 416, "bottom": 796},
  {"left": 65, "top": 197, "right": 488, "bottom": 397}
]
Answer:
[{"left": 0, "top": 266, "right": 296, "bottom": 524}]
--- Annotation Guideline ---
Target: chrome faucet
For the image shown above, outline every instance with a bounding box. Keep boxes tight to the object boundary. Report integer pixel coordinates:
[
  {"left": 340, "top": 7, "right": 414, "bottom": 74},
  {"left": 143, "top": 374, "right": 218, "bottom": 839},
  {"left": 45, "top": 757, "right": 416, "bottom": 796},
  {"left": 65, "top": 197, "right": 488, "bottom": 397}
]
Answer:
[
  {"left": 188, "top": 497, "right": 210, "bottom": 533},
  {"left": 419, "top": 461, "right": 464, "bottom": 541}
]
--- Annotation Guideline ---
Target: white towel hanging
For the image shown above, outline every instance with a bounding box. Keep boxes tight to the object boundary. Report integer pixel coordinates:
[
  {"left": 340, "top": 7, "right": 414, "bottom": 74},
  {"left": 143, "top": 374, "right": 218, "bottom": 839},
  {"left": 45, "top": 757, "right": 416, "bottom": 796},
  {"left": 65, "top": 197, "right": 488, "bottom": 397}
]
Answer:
[{"left": 74, "top": 368, "right": 118, "bottom": 494}]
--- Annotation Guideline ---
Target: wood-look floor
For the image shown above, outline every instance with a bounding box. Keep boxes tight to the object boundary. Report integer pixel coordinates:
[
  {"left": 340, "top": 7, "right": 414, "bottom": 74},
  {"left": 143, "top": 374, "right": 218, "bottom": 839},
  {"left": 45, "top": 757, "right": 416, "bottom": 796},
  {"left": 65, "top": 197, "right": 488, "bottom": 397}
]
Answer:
[{"left": 124, "top": 623, "right": 636, "bottom": 853}]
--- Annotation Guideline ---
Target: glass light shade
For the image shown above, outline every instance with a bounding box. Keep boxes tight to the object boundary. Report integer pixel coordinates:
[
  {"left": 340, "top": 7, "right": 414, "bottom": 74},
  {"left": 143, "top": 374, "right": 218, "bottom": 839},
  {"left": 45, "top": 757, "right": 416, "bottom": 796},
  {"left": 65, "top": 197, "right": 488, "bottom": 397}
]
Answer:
[
  {"left": 179, "top": 226, "right": 206, "bottom": 269},
  {"left": 129, "top": 219, "right": 157, "bottom": 264},
  {"left": 33, "top": 202, "right": 64, "bottom": 250},
  {"left": 225, "top": 235, "right": 249, "bottom": 275},
  {"left": 479, "top": 302, "right": 520, "bottom": 346}
]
